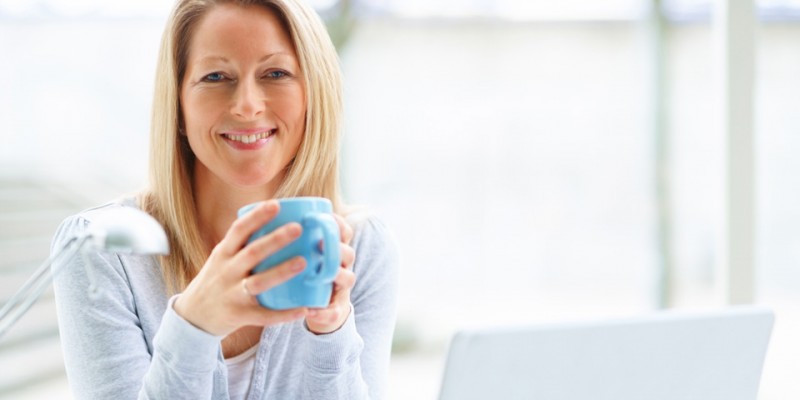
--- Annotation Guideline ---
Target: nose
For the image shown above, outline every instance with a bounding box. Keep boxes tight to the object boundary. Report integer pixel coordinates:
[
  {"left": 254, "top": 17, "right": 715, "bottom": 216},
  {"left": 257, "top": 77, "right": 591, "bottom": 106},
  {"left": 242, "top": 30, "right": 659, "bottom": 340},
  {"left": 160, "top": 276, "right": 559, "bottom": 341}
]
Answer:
[{"left": 230, "top": 78, "right": 265, "bottom": 120}]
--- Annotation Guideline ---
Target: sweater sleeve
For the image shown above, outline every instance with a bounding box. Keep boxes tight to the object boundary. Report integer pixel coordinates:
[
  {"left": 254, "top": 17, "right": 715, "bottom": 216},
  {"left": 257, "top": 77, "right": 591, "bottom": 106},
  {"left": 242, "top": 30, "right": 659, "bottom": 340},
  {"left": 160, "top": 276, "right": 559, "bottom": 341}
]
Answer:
[
  {"left": 297, "top": 214, "right": 400, "bottom": 399},
  {"left": 51, "top": 210, "right": 222, "bottom": 400}
]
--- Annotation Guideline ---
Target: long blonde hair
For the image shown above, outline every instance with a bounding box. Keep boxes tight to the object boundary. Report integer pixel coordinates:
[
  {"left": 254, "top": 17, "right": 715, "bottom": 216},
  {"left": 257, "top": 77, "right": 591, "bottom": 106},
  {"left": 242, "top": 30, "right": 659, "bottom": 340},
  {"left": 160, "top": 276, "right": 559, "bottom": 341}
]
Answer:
[{"left": 141, "top": 0, "right": 344, "bottom": 292}]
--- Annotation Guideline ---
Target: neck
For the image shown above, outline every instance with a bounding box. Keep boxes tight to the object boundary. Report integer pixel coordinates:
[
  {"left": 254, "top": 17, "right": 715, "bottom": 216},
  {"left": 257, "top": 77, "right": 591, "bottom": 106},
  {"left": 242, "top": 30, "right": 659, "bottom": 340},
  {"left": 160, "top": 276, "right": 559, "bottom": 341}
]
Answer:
[{"left": 193, "top": 165, "right": 284, "bottom": 248}]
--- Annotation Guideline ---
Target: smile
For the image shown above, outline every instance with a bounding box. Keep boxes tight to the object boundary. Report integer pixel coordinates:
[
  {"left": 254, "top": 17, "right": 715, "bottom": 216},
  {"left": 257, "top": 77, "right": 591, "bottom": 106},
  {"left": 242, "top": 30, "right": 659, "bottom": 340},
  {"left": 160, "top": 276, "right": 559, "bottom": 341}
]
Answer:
[{"left": 222, "top": 129, "right": 276, "bottom": 144}]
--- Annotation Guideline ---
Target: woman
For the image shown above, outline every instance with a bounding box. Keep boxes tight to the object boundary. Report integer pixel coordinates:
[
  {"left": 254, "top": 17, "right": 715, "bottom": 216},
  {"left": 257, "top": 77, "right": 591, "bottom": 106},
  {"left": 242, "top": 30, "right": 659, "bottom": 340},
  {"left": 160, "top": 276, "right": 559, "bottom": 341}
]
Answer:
[{"left": 51, "top": 0, "right": 398, "bottom": 399}]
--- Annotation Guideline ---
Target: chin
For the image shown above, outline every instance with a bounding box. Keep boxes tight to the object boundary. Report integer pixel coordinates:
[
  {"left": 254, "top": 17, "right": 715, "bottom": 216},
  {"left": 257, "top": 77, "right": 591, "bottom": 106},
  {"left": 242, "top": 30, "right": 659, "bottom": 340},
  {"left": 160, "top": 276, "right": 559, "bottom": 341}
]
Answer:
[{"left": 227, "top": 169, "right": 283, "bottom": 189}]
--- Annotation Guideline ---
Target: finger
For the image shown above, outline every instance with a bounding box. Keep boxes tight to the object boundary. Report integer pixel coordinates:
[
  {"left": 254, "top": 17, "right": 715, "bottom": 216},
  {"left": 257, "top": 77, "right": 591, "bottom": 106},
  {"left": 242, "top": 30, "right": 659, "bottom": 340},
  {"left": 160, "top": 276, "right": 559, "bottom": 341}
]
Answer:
[
  {"left": 332, "top": 213, "right": 354, "bottom": 244},
  {"left": 216, "top": 200, "right": 280, "bottom": 256},
  {"left": 307, "top": 301, "right": 351, "bottom": 328},
  {"left": 305, "top": 277, "right": 353, "bottom": 331},
  {"left": 329, "top": 284, "right": 352, "bottom": 307},
  {"left": 308, "top": 307, "right": 345, "bottom": 326},
  {"left": 332, "top": 268, "right": 356, "bottom": 292},
  {"left": 245, "top": 256, "right": 306, "bottom": 295},
  {"left": 340, "top": 243, "right": 355, "bottom": 270},
  {"left": 231, "top": 222, "right": 302, "bottom": 275},
  {"left": 307, "top": 270, "right": 354, "bottom": 316}
]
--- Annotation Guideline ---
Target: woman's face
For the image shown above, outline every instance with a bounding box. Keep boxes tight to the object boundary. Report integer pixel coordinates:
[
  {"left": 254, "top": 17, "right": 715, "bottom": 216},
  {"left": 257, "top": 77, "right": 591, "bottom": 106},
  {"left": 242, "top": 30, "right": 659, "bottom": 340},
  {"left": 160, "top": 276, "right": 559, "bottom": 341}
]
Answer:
[{"left": 181, "top": 4, "right": 305, "bottom": 190}]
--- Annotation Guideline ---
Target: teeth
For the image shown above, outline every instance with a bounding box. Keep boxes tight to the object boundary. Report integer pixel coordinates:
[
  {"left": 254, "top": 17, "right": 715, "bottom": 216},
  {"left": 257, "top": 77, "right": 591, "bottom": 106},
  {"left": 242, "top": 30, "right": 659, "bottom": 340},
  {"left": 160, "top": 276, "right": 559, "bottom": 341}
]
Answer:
[{"left": 225, "top": 130, "right": 273, "bottom": 143}]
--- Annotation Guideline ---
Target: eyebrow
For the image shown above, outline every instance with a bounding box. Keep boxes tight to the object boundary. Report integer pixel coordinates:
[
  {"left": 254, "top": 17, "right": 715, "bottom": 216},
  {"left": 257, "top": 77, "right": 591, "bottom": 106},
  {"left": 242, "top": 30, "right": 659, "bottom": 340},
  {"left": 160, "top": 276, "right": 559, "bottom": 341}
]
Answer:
[{"left": 198, "top": 52, "right": 292, "bottom": 64}]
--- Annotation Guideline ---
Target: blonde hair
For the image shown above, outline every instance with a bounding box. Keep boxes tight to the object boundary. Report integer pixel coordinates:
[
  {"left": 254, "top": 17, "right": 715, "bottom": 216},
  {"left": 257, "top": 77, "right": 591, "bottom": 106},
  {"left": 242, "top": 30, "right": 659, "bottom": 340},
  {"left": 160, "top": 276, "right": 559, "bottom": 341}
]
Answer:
[{"left": 141, "top": 0, "right": 345, "bottom": 292}]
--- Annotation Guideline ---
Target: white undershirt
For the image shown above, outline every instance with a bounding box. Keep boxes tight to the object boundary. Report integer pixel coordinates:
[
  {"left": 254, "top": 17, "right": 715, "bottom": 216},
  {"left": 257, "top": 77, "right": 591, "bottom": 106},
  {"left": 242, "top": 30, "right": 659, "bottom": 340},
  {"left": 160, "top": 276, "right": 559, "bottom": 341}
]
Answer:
[{"left": 225, "top": 344, "right": 259, "bottom": 400}]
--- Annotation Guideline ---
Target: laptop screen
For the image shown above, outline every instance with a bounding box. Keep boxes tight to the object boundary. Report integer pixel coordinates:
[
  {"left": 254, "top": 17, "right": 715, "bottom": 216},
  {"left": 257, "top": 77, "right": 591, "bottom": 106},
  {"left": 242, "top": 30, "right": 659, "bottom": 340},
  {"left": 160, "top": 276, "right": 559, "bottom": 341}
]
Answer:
[{"left": 438, "top": 307, "right": 774, "bottom": 400}]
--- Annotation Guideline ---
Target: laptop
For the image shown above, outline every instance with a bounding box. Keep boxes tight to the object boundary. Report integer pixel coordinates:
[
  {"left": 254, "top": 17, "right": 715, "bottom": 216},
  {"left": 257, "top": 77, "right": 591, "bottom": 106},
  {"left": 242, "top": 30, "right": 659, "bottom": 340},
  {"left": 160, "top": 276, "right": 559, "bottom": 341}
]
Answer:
[{"left": 438, "top": 307, "right": 774, "bottom": 400}]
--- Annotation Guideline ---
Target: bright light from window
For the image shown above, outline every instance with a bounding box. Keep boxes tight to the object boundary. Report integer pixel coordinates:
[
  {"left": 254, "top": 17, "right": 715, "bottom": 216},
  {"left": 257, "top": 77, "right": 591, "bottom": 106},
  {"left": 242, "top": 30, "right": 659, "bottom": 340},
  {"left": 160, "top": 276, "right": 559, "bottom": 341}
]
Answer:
[
  {"left": 0, "top": 0, "right": 339, "bottom": 18},
  {"left": 3, "top": 0, "right": 800, "bottom": 20},
  {"left": 358, "top": 0, "right": 645, "bottom": 20},
  {"left": 494, "top": 0, "right": 646, "bottom": 21},
  {"left": 0, "top": 0, "right": 173, "bottom": 17},
  {"left": 664, "top": 0, "right": 800, "bottom": 20}
]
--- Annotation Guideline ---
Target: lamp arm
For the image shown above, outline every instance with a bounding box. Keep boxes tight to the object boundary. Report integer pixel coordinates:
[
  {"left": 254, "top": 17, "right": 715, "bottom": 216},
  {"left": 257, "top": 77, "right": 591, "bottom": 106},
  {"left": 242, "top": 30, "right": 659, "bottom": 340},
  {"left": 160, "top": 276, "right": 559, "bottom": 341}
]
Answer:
[{"left": 0, "top": 233, "right": 93, "bottom": 339}]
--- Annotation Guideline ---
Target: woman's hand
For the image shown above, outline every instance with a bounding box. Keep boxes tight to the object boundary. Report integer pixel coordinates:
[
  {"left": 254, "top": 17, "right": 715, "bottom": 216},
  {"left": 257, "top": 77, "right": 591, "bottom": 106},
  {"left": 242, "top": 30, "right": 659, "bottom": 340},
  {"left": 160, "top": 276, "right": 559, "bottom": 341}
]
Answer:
[
  {"left": 305, "top": 213, "right": 356, "bottom": 334},
  {"left": 174, "top": 200, "right": 309, "bottom": 337}
]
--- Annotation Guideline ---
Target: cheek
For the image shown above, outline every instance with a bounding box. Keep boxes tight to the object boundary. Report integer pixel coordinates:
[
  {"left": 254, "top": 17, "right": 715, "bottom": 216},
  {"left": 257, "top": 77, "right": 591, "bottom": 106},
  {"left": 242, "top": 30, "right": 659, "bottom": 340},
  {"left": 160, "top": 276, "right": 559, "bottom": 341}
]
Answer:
[
  {"left": 180, "top": 90, "right": 197, "bottom": 128},
  {"left": 182, "top": 91, "right": 223, "bottom": 130},
  {"left": 273, "top": 86, "right": 307, "bottom": 125}
]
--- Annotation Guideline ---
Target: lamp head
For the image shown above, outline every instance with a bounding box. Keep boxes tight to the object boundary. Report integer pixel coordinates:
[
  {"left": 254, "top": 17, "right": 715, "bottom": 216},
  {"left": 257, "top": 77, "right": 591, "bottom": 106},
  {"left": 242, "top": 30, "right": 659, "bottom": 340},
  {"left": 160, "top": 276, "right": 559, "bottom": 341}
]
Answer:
[
  {"left": 0, "top": 206, "right": 169, "bottom": 340},
  {"left": 86, "top": 207, "right": 169, "bottom": 255}
]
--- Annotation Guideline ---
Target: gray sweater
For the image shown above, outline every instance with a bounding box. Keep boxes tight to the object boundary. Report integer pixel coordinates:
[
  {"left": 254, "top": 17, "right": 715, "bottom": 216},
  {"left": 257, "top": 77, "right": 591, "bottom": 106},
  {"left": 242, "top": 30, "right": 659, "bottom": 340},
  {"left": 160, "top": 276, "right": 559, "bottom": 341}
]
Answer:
[{"left": 51, "top": 199, "right": 398, "bottom": 399}]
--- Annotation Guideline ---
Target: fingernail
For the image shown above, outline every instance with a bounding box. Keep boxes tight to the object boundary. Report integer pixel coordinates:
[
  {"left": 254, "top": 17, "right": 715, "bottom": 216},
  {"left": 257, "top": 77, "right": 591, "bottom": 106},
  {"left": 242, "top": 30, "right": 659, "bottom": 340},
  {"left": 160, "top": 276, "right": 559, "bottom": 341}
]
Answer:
[
  {"left": 287, "top": 223, "right": 301, "bottom": 236},
  {"left": 308, "top": 310, "right": 318, "bottom": 317},
  {"left": 263, "top": 200, "right": 278, "bottom": 211},
  {"left": 291, "top": 258, "right": 306, "bottom": 271}
]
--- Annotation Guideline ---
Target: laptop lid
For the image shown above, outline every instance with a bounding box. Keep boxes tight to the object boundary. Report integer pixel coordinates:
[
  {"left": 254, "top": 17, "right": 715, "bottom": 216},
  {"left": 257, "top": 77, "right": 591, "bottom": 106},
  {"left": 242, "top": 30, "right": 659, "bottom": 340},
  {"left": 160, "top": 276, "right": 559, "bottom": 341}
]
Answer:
[{"left": 438, "top": 307, "right": 774, "bottom": 400}]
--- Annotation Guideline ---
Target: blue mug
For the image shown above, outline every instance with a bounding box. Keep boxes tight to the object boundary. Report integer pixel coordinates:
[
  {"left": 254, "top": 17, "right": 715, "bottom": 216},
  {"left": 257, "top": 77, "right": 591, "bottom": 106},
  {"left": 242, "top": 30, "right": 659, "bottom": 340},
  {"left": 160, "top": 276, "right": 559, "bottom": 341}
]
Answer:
[{"left": 238, "top": 197, "right": 341, "bottom": 310}]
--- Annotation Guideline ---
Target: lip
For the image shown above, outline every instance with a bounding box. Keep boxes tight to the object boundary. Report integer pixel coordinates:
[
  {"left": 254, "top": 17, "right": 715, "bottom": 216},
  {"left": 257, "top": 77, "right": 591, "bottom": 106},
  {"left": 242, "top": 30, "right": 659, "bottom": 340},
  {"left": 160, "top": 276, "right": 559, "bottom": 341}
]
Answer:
[
  {"left": 220, "top": 128, "right": 277, "bottom": 150},
  {"left": 223, "top": 127, "right": 274, "bottom": 135}
]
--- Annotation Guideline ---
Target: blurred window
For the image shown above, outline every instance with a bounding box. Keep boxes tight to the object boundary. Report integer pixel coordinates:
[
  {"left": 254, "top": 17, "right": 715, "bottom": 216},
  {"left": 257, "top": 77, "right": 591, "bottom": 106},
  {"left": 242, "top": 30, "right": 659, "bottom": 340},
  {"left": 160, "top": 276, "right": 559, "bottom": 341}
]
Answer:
[
  {"left": 357, "top": 0, "right": 645, "bottom": 20},
  {"left": 663, "top": 0, "right": 800, "bottom": 20}
]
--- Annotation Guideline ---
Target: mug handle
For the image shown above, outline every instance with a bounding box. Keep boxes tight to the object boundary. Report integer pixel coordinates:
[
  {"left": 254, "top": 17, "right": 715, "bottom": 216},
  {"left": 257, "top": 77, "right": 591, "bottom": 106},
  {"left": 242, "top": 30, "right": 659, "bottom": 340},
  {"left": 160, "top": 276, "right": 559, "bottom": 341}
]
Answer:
[{"left": 302, "top": 213, "right": 341, "bottom": 284}]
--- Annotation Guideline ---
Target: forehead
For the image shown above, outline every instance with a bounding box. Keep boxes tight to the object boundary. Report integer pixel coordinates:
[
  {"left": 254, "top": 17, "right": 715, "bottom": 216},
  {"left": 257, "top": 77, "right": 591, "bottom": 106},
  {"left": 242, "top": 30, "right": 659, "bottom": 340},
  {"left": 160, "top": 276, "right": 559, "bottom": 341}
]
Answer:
[{"left": 188, "top": 3, "right": 295, "bottom": 61}]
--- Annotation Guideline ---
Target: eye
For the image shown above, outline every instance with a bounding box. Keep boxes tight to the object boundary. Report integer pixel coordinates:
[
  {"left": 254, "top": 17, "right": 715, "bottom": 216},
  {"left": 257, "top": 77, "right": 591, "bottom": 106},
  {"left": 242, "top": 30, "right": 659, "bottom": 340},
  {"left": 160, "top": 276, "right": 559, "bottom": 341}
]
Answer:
[
  {"left": 202, "top": 72, "right": 226, "bottom": 82},
  {"left": 265, "top": 70, "right": 289, "bottom": 79}
]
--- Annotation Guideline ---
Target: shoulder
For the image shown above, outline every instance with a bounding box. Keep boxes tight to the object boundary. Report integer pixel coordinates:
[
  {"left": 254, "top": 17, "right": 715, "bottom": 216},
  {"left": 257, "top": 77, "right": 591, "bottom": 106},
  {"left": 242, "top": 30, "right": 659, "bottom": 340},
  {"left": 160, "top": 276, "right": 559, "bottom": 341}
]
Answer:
[
  {"left": 51, "top": 194, "right": 165, "bottom": 298},
  {"left": 343, "top": 208, "right": 399, "bottom": 283},
  {"left": 50, "top": 197, "right": 148, "bottom": 298},
  {"left": 345, "top": 208, "right": 397, "bottom": 256}
]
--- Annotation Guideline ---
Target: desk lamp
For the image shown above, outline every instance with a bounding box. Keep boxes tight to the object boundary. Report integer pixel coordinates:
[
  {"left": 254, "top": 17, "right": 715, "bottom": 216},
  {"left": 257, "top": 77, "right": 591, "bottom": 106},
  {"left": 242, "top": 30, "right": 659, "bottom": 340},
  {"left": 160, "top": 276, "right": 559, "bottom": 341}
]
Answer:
[{"left": 0, "top": 207, "right": 169, "bottom": 338}]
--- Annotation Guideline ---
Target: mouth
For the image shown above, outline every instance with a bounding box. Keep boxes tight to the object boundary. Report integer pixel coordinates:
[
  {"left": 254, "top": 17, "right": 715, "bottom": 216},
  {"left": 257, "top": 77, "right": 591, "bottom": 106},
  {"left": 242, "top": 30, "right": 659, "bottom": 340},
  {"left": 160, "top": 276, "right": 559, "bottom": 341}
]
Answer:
[{"left": 221, "top": 129, "right": 277, "bottom": 144}]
